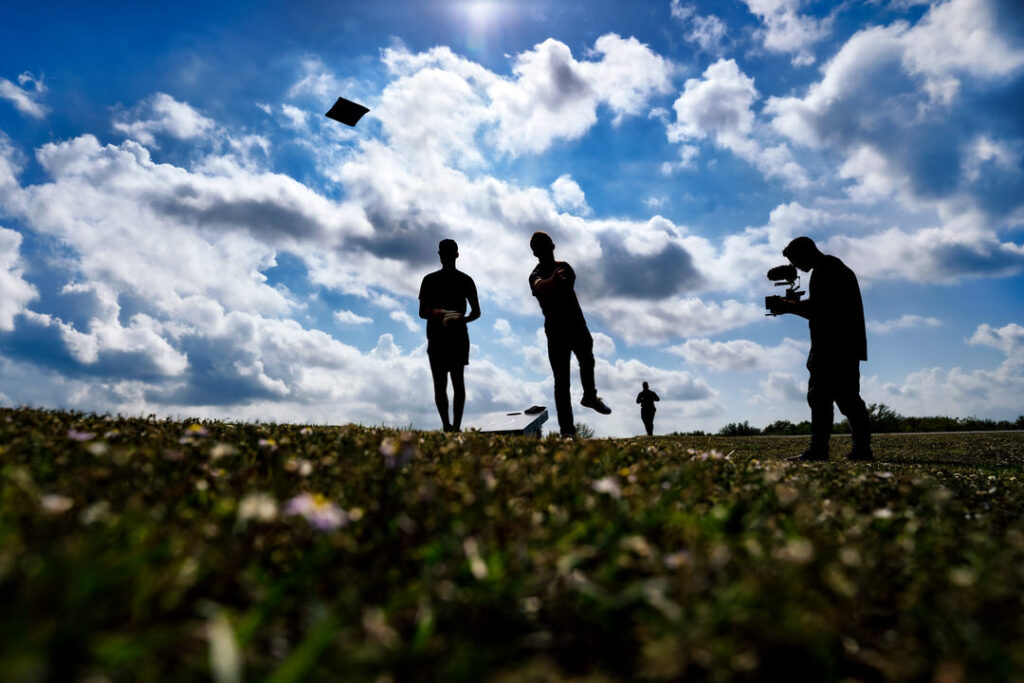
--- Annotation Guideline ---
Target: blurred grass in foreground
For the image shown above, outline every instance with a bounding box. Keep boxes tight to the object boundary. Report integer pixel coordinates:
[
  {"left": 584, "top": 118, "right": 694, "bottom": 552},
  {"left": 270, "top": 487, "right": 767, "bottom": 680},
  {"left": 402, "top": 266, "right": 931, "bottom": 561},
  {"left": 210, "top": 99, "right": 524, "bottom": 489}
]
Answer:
[{"left": 1, "top": 407, "right": 1023, "bottom": 682}]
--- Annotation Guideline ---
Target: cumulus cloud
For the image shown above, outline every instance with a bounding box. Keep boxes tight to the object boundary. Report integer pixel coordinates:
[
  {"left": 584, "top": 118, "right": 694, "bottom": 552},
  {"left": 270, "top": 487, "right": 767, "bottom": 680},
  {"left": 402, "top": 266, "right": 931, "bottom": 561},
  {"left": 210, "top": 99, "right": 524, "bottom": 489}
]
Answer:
[
  {"left": 487, "top": 34, "right": 674, "bottom": 155},
  {"left": 668, "top": 337, "right": 806, "bottom": 371},
  {"left": 667, "top": 59, "right": 809, "bottom": 187},
  {"left": 757, "top": 371, "right": 807, "bottom": 403},
  {"left": 335, "top": 310, "right": 373, "bottom": 325},
  {"left": 0, "top": 71, "right": 48, "bottom": 119},
  {"left": 0, "top": 227, "right": 38, "bottom": 330},
  {"left": 550, "top": 174, "right": 590, "bottom": 213},
  {"left": 867, "top": 314, "right": 941, "bottom": 334},
  {"left": 741, "top": 0, "right": 830, "bottom": 66},
  {"left": 670, "top": 1, "right": 728, "bottom": 55},
  {"left": 864, "top": 321, "right": 1024, "bottom": 419},
  {"left": 825, "top": 213, "right": 1024, "bottom": 284},
  {"left": 113, "top": 93, "right": 216, "bottom": 147},
  {"left": 969, "top": 322, "right": 1024, "bottom": 358},
  {"left": 766, "top": 0, "right": 1024, "bottom": 221},
  {"left": 591, "top": 297, "right": 763, "bottom": 345}
]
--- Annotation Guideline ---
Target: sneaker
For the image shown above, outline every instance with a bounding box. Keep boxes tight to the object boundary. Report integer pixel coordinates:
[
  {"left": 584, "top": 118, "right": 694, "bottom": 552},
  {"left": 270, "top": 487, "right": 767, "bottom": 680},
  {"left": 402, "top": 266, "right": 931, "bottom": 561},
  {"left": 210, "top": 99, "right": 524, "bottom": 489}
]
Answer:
[
  {"left": 846, "top": 448, "right": 874, "bottom": 461},
  {"left": 786, "top": 449, "right": 828, "bottom": 462},
  {"left": 580, "top": 395, "right": 612, "bottom": 415}
]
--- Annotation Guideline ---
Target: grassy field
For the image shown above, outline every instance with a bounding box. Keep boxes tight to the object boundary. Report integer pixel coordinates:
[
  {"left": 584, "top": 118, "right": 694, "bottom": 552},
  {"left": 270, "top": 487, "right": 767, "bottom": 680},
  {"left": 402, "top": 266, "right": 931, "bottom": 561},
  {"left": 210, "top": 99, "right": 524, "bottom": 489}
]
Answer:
[{"left": 2, "top": 408, "right": 1023, "bottom": 682}]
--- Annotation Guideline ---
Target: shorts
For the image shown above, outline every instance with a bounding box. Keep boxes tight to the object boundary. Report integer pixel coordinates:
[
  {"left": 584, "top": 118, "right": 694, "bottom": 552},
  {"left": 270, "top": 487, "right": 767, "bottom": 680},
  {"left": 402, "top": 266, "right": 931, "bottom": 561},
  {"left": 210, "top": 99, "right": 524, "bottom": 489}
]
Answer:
[{"left": 427, "top": 335, "right": 469, "bottom": 371}]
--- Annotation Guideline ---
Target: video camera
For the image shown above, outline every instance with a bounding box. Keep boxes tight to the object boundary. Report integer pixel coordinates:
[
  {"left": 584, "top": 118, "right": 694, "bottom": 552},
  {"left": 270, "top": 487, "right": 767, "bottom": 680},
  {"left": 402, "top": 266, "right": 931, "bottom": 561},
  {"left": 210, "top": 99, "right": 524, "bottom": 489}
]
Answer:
[{"left": 764, "top": 264, "right": 804, "bottom": 316}]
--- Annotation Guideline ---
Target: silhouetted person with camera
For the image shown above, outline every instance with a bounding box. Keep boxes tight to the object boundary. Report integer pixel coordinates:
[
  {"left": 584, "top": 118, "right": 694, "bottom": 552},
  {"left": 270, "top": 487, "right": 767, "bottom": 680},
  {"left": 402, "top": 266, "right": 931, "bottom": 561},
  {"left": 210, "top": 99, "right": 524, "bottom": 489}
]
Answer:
[
  {"left": 636, "top": 381, "right": 660, "bottom": 436},
  {"left": 529, "top": 231, "right": 611, "bottom": 438},
  {"left": 768, "top": 236, "right": 872, "bottom": 461},
  {"left": 419, "top": 239, "right": 480, "bottom": 432}
]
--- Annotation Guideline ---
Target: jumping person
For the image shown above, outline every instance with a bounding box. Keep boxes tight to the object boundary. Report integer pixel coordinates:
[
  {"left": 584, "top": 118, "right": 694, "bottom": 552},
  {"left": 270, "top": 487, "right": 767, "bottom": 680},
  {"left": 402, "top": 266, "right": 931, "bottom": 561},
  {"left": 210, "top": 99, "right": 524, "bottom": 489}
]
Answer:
[
  {"left": 418, "top": 239, "right": 480, "bottom": 432},
  {"left": 767, "top": 236, "right": 872, "bottom": 461},
  {"left": 636, "top": 381, "right": 660, "bottom": 436},
  {"left": 528, "top": 231, "right": 610, "bottom": 438}
]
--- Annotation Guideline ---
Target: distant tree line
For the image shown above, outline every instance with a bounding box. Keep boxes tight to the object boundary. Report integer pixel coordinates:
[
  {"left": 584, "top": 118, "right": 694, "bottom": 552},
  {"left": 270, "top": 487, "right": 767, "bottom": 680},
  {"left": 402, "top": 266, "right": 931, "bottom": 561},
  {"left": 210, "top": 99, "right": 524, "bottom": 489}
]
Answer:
[{"left": 674, "top": 404, "right": 1024, "bottom": 437}]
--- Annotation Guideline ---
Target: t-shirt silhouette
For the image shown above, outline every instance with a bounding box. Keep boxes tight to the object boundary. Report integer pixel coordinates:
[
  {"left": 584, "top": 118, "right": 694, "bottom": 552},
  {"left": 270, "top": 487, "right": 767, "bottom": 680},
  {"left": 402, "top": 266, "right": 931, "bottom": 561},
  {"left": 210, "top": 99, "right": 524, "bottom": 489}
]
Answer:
[
  {"left": 418, "top": 269, "right": 478, "bottom": 343},
  {"left": 637, "top": 389, "right": 660, "bottom": 411},
  {"left": 529, "top": 261, "right": 587, "bottom": 330},
  {"left": 808, "top": 255, "right": 867, "bottom": 362}
]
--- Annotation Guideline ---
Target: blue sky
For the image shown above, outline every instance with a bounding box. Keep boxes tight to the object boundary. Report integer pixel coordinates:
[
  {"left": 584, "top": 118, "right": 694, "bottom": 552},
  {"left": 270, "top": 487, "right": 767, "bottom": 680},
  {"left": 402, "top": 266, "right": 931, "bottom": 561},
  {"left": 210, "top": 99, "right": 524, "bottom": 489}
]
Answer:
[{"left": 0, "top": 0, "right": 1022, "bottom": 435}]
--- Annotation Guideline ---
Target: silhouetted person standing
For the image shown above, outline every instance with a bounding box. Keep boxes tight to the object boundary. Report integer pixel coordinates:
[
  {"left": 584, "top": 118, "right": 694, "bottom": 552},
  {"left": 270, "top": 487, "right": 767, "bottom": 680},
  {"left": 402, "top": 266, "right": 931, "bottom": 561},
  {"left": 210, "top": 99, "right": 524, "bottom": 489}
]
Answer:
[
  {"left": 419, "top": 239, "right": 480, "bottom": 432},
  {"left": 529, "top": 231, "right": 610, "bottom": 438},
  {"left": 636, "top": 381, "right": 660, "bottom": 436},
  {"left": 769, "top": 236, "right": 872, "bottom": 461}
]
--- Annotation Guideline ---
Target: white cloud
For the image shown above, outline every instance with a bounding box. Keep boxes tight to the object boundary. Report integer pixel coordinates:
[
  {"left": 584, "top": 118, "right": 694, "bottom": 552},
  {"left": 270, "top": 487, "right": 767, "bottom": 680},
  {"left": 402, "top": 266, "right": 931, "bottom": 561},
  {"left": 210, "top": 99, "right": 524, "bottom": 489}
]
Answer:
[
  {"left": 335, "top": 310, "right": 373, "bottom": 325},
  {"left": 112, "top": 93, "right": 216, "bottom": 147},
  {"left": 550, "top": 174, "right": 590, "bottom": 213},
  {"left": 668, "top": 337, "right": 806, "bottom": 371},
  {"left": 591, "top": 297, "right": 763, "bottom": 345},
  {"left": 668, "top": 59, "right": 808, "bottom": 187},
  {"left": 0, "top": 71, "right": 48, "bottom": 119},
  {"left": 390, "top": 310, "right": 420, "bottom": 333},
  {"left": 864, "top": 321, "right": 1024, "bottom": 419},
  {"left": 660, "top": 143, "right": 699, "bottom": 175},
  {"left": 757, "top": 371, "right": 807, "bottom": 403},
  {"left": 670, "top": 1, "right": 728, "bottom": 54},
  {"left": 866, "top": 314, "right": 941, "bottom": 334},
  {"left": 286, "top": 56, "right": 363, "bottom": 101},
  {"left": 487, "top": 34, "right": 673, "bottom": 155},
  {"left": 280, "top": 104, "right": 309, "bottom": 130},
  {"left": 741, "top": 0, "right": 830, "bottom": 65},
  {"left": 0, "top": 227, "right": 38, "bottom": 330},
  {"left": 969, "top": 322, "right": 1024, "bottom": 358},
  {"left": 766, "top": 0, "right": 1024, "bottom": 224},
  {"left": 826, "top": 213, "right": 1024, "bottom": 284},
  {"left": 19, "top": 134, "right": 371, "bottom": 313}
]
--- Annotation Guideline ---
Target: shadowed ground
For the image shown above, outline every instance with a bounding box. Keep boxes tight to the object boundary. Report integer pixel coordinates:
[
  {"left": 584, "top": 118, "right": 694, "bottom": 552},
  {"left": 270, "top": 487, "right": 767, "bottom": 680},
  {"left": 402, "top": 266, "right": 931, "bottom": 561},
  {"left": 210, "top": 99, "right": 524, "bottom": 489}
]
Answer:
[{"left": 1, "top": 408, "right": 1022, "bottom": 681}]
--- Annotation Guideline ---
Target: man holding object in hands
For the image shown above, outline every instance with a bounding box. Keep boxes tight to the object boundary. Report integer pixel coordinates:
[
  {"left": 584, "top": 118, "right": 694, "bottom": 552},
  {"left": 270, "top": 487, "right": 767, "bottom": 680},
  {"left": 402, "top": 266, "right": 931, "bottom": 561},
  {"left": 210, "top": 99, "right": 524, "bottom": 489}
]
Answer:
[
  {"left": 768, "top": 236, "right": 872, "bottom": 462},
  {"left": 419, "top": 239, "right": 480, "bottom": 432},
  {"left": 529, "top": 231, "right": 610, "bottom": 438}
]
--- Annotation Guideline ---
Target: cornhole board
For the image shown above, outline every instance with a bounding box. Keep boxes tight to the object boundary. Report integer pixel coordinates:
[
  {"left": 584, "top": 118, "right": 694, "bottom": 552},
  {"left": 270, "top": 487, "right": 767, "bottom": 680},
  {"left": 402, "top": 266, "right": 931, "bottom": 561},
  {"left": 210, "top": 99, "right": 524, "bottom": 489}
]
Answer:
[{"left": 468, "top": 406, "right": 548, "bottom": 437}]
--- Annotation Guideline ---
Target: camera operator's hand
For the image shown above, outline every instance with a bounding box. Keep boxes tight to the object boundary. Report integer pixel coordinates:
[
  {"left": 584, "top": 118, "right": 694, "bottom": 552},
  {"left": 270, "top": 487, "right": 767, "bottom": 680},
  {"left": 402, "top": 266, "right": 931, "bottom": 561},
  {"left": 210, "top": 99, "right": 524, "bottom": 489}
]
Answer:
[{"left": 766, "top": 296, "right": 791, "bottom": 315}]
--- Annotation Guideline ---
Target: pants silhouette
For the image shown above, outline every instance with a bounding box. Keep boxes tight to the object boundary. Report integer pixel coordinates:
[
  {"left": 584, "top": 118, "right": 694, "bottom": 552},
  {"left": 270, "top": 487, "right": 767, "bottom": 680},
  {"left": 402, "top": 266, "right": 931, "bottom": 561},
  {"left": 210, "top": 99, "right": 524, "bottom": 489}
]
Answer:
[
  {"left": 807, "top": 356, "right": 870, "bottom": 453},
  {"left": 546, "top": 326, "right": 596, "bottom": 436},
  {"left": 641, "top": 410, "right": 655, "bottom": 436}
]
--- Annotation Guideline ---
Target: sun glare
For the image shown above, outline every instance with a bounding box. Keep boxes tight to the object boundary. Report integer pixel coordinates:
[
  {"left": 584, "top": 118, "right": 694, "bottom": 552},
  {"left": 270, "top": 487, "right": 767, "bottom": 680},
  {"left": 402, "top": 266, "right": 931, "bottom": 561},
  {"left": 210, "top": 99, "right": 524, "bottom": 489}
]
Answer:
[{"left": 458, "top": 0, "right": 507, "bottom": 30}]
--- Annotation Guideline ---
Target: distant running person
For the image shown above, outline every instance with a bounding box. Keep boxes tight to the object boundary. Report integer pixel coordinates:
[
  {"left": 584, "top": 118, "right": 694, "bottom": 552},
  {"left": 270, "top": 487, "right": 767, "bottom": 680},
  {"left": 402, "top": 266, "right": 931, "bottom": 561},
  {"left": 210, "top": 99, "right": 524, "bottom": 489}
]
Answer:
[
  {"left": 419, "top": 239, "right": 480, "bottom": 432},
  {"left": 636, "top": 381, "right": 660, "bottom": 436},
  {"left": 528, "top": 231, "right": 610, "bottom": 438}
]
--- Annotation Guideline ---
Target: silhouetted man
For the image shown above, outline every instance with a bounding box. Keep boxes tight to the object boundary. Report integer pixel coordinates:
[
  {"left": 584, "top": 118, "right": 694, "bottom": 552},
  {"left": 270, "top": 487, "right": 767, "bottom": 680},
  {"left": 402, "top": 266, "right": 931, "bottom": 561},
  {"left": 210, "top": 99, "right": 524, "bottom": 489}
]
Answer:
[
  {"left": 636, "top": 381, "right": 660, "bottom": 436},
  {"left": 419, "top": 239, "right": 480, "bottom": 432},
  {"left": 768, "top": 236, "right": 872, "bottom": 461},
  {"left": 529, "top": 231, "right": 610, "bottom": 438}
]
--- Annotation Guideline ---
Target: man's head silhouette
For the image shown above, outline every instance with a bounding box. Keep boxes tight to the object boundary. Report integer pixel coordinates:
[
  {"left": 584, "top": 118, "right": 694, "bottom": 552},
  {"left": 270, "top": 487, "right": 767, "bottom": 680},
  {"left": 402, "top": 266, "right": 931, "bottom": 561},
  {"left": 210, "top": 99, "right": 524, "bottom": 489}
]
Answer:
[
  {"left": 783, "top": 236, "right": 822, "bottom": 272},
  {"left": 530, "top": 231, "right": 555, "bottom": 261},
  {"left": 439, "top": 239, "right": 459, "bottom": 269},
  {"left": 643, "top": 381, "right": 649, "bottom": 389}
]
